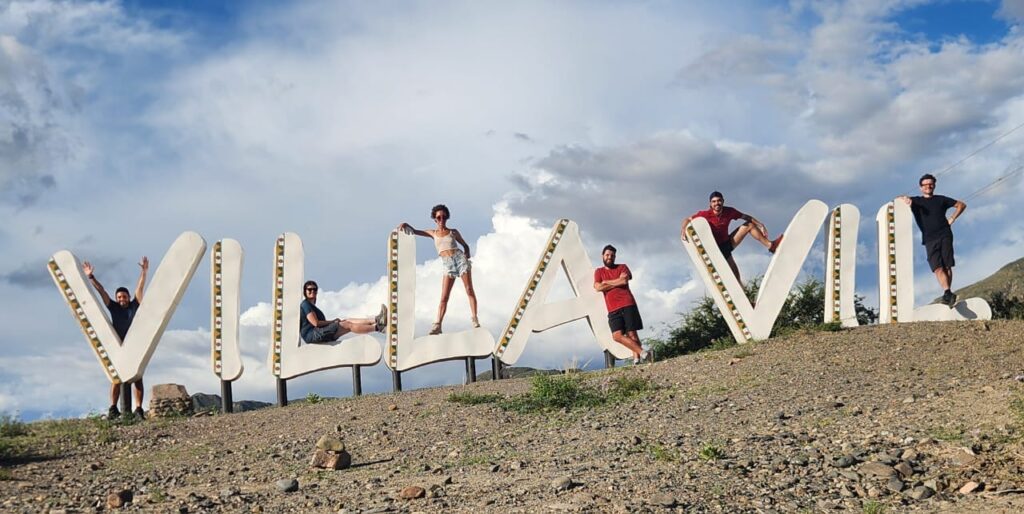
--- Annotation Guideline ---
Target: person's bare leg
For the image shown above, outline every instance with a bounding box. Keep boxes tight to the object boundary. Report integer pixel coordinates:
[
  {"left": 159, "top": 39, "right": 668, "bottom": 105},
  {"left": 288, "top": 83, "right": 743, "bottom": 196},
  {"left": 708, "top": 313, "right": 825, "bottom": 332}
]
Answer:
[
  {"left": 460, "top": 270, "right": 478, "bottom": 321},
  {"left": 612, "top": 330, "right": 642, "bottom": 358},
  {"left": 339, "top": 318, "right": 376, "bottom": 335},
  {"left": 436, "top": 275, "right": 456, "bottom": 325},
  {"left": 133, "top": 379, "right": 144, "bottom": 411},
  {"left": 733, "top": 222, "right": 770, "bottom": 249},
  {"left": 110, "top": 383, "right": 120, "bottom": 407},
  {"left": 727, "top": 256, "right": 742, "bottom": 284},
  {"left": 934, "top": 267, "right": 951, "bottom": 290}
]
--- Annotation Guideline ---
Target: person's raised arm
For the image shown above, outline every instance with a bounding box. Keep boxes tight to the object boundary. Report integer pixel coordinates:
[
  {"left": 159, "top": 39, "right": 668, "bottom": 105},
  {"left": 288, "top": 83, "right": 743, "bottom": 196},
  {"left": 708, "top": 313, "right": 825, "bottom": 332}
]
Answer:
[
  {"left": 948, "top": 200, "right": 966, "bottom": 225},
  {"left": 82, "top": 261, "right": 111, "bottom": 305},
  {"left": 396, "top": 223, "right": 433, "bottom": 238},
  {"left": 134, "top": 256, "right": 148, "bottom": 303},
  {"left": 453, "top": 229, "right": 471, "bottom": 259},
  {"left": 680, "top": 215, "right": 694, "bottom": 241}
]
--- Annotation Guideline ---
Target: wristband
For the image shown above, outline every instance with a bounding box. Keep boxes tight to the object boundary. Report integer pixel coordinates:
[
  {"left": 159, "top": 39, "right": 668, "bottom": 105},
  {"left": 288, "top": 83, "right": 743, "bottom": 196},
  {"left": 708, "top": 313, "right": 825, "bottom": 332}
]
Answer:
[{"left": 88, "top": 274, "right": 95, "bottom": 279}]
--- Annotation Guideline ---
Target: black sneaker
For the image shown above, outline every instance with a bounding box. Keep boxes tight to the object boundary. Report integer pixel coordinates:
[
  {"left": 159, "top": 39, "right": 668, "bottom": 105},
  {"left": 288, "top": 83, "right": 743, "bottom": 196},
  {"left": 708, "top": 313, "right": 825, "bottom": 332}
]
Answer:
[
  {"left": 947, "top": 291, "right": 958, "bottom": 308},
  {"left": 107, "top": 405, "right": 120, "bottom": 420},
  {"left": 941, "top": 291, "right": 954, "bottom": 307},
  {"left": 132, "top": 407, "right": 145, "bottom": 419}
]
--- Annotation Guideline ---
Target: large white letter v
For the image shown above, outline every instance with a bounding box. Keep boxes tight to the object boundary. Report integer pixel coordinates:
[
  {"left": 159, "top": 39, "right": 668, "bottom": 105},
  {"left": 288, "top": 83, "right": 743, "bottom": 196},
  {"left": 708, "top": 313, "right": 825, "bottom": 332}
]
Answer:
[
  {"left": 48, "top": 232, "right": 206, "bottom": 383},
  {"left": 681, "top": 200, "right": 830, "bottom": 342}
]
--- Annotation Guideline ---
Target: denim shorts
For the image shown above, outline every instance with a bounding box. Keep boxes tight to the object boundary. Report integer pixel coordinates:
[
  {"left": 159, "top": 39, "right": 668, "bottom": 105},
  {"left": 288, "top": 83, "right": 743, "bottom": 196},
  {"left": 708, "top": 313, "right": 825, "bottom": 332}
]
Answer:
[
  {"left": 441, "top": 251, "right": 471, "bottom": 278},
  {"left": 304, "top": 321, "right": 340, "bottom": 344}
]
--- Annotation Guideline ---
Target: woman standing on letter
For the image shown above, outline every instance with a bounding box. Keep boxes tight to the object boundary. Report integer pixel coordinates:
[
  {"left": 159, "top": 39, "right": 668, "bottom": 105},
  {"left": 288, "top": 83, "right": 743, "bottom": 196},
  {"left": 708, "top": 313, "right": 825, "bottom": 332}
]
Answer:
[{"left": 398, "top": 204, "right": 479, "bottom": 334}]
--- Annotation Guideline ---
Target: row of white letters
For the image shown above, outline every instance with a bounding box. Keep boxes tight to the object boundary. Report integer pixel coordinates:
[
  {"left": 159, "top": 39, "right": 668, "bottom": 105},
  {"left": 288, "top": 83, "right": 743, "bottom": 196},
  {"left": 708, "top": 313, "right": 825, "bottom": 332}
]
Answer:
[{"left": 48, "top": 199, "right": 990, "bottom": 386}]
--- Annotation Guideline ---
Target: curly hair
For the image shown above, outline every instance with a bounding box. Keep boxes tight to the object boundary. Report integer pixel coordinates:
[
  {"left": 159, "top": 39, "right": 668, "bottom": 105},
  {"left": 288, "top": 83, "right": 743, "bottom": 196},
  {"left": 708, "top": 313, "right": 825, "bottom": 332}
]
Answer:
[{"left": 431, "top": 204, "right": 451, "bottom": 220}]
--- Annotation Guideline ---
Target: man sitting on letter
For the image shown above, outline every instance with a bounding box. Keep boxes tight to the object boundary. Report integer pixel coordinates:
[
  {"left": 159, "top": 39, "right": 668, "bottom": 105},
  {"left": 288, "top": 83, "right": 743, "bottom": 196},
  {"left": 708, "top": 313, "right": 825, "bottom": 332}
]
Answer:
[{"left": 680, "top": 190, "right": 783, "bottom": 284}]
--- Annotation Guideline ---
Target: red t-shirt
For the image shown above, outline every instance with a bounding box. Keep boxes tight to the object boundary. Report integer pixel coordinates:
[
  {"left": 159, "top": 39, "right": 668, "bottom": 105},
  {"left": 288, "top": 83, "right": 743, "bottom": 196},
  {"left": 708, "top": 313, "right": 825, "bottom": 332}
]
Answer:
[
  {"left": 594, "top": 264, "right": 637, "bottom": 312},
  {"left": 692, "top": 207, "right": 743, "bottom": 244}
]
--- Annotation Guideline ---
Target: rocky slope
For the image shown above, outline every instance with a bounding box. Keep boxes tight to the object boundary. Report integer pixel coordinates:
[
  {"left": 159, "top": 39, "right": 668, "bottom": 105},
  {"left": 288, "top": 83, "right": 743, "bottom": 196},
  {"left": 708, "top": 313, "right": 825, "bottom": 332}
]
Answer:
[{"left": 3, "top": 320, "right": 1024, "bottom": 513}]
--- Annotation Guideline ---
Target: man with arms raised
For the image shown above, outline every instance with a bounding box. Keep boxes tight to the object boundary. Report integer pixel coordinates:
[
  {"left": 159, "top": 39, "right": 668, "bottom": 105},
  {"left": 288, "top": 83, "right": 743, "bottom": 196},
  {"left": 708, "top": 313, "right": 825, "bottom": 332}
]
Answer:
[
  {"left": 81, "top": 257, "right": 148, "bottom": 419},
  {"left": 897, "top": 173, "right": 966, "bottom": 307},
  {"left": 594, "top": 245, "right": 649, "bottom": 364},
  {"left": 680, "top": 191, "right": 782, "bottom": 284}
]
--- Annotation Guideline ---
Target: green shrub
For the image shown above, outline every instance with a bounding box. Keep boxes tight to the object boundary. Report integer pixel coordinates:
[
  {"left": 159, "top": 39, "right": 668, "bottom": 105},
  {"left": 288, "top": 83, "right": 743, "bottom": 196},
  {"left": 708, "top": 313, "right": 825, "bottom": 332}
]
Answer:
[
  {"left": 991, "top": 291, "right": 1024, "bottom": 320},
  {"left": 498, "top": 373, "right": 655, "bottom": 414},
  {"left": 0, "top": 413, "right": 28, "bottom": 438},
  {"left": 651, "top": 276, "right": 877, "bottom": 358},
  {"left": 698, "top": 442, "right": 725, "bottom": 462},
  {"left": 305, "top": 393, "right": 323, "bottom": 405}
]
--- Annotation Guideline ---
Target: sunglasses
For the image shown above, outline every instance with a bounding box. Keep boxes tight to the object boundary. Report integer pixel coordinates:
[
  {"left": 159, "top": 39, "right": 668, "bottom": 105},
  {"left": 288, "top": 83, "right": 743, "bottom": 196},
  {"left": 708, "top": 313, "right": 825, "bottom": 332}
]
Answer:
[{"left": 305, "top": 288, "right": 318, "bottom": 292}]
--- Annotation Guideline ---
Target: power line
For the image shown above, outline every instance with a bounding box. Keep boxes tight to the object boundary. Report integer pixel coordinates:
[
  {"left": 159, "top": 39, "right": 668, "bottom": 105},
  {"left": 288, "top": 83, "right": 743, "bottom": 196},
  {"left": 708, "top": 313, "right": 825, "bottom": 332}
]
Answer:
[
  {"left": 933, "top": 119, "right": 1024, "bottom": 180},
  {"left": 965, "top": 163, "right": 1024, "bottom": 201}
]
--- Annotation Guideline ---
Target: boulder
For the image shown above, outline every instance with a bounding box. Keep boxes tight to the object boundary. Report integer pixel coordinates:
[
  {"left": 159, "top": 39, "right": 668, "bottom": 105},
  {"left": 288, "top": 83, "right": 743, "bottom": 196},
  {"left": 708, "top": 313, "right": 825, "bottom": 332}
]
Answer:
[{"left": 149, "top": 384, "right": 193, "bottom": 418}]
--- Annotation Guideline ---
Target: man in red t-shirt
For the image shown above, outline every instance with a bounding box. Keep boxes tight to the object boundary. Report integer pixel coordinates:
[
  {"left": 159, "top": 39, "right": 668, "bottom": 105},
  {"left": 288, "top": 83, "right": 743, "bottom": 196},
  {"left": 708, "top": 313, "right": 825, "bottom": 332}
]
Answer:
[
  {"left": 680, "top": 191, "right": 782, "bottom": 284},
  {"left": 593, "top": 245, "right": 649, "bottom": 364}
]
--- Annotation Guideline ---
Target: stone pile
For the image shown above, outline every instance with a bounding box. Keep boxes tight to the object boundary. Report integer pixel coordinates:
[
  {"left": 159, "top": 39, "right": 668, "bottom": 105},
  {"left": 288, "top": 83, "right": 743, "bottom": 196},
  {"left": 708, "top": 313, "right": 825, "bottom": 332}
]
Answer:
[
  {"left": 148, "top": 384, "right": 194, "bottom": 418},
  {"left": 310, "top": 434, "right": 352, "bottom": 470}
]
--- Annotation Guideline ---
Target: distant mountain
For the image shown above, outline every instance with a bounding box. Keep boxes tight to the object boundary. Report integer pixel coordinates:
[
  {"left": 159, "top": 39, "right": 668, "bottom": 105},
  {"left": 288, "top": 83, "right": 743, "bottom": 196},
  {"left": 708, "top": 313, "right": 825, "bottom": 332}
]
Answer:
[{"left": 954, "top": 256, "right": 1024, "bottom": 301}]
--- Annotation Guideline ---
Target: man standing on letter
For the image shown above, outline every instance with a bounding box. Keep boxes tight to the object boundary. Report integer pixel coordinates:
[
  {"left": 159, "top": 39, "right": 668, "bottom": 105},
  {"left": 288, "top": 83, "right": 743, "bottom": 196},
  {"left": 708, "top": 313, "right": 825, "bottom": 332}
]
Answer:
[
  {"left": 81, "top": 257, "right": 148, "bottom": 419},
  {"left": 898, "top": 173, "right": 966, "bottom": 307},
  {"left": 594, "top": 245, "right": 648, "bottom": 364}
]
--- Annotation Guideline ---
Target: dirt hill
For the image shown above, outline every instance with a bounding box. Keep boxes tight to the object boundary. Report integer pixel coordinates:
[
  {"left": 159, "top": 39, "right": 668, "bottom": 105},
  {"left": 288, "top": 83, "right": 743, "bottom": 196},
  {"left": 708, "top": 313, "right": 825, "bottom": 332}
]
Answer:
[
  {"left": 3, "top": 320, "right": 1024, "bottom": 513},
  {"left": 956, "top": 256, "right": 1024, "bottom": 302}
]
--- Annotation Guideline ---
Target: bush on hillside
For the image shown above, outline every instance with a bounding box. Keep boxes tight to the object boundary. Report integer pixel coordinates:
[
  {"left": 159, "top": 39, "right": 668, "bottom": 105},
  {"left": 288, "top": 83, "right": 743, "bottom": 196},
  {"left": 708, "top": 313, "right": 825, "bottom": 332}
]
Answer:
[
  {"left": 649, "top": 277, "right": 877, "bottom": 359},
  {"left": 990, "top": 291, "right": 1024, "bottom": 320}
]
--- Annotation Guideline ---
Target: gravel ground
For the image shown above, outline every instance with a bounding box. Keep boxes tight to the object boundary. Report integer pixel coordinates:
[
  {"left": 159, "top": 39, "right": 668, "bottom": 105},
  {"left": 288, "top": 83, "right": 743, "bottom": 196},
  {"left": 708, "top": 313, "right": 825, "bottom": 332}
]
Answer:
[{"left": 3, "top": 320, "right": 1024, "bottom": 513}]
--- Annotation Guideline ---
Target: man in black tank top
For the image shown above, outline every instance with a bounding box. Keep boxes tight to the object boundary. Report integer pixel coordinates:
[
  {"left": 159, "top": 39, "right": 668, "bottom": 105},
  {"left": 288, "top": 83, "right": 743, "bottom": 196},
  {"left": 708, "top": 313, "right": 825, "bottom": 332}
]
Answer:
[{"left": 897, "top": 173, "right": 966, "bottom": 307}]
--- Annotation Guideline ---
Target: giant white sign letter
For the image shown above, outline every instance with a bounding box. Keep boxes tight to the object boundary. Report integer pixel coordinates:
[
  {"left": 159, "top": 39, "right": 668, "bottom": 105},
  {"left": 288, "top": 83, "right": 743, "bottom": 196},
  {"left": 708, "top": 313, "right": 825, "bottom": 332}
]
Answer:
[
  {"left": 268, "top": 233, "right": 382, "bottom": 379},
  {"left": 211, "top": 239, "right": 244, "bottom": 381},
  {"left": 385, "top": 229, "right": 495, "bottom": 371},
  {"left": 493, "top": 219, "right": 631, "bottom": 365},
  {"left": 48, "top": 231, "right": 207, "bottom": 383},
  {"left": 824, "top": 205, "right": 861, "bottom": 327},
  {"left": 875, "top": 202, "right": 991, "bottom": 322},
  {"left": 681, "top": 200, "right": 830, "bottom": 342}
]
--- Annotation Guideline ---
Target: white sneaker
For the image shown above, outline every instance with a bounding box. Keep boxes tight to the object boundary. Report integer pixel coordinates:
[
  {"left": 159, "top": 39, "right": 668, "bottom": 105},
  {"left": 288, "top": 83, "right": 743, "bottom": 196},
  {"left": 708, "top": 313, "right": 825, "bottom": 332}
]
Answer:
[
  {"left": 429, "top": 323, "right": 442, "bottom": 335},
  {"left": 471, "top": 317, "right": 481, "bottom": 328},
  {"left": 639, "top": 350, "right": 651, "bottom": 363}
]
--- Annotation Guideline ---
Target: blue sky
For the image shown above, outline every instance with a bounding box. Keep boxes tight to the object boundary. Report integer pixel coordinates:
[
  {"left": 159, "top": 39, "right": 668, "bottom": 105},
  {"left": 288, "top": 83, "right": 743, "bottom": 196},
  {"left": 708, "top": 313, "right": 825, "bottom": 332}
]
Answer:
[{"left": 1, "top": 0, "right": 1022, "bottom": 420}]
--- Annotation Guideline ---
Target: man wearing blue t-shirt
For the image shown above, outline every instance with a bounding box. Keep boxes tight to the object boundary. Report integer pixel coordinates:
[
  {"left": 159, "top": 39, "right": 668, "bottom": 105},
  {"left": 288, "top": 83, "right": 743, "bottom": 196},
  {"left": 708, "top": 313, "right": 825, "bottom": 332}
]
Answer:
[
  {"left": 82, "top": 257, "right": 148, "bottom": 419},
  {"left": 300, "top": 280, "right": 387, "bottom": 343},
  {"left": 898, "top": 173, "right": 967, "bottom": 307}
]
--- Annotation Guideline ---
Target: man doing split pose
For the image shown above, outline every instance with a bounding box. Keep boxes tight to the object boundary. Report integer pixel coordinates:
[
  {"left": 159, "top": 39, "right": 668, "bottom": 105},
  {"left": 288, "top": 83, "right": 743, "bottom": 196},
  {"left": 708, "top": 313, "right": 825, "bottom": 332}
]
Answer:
[{"left": 680, "top": 191, "right": 783, "bottom": 284}]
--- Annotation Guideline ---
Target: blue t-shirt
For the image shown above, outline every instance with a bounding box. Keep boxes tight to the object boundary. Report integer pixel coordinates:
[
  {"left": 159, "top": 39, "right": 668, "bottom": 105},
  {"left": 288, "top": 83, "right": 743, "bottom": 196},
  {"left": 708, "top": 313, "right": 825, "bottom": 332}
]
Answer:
[
  {"left": 299, "top": 299, "right": 325, "bottom": 341},
  {"left": 106, "top": 299, "right": 140, "bottom": 341}
]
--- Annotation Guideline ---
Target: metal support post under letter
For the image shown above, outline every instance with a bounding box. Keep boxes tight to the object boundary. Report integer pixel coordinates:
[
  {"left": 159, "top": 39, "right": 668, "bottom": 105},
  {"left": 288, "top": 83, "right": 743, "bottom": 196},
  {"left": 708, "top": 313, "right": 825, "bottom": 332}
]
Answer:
[
  {"left": 604, "top": 350, "right": 615, "bottom": 369},
  {"left": 392, "top": 370, "right": 402, "bottom": 392},
  {"left": 276, "top": 378, "right": 288, "bottom": 407},
  {"left": 352, "top": 366, "right": 362, "bottom": 396},
  {"left": 465, "top": 358, "right": 477, "bottom": 384},
  {"left": 220, "top": 380, "right": 233, "bottom": 413},
  {"left": 119, "top": 382, "right": 132, "bottom": 413}
]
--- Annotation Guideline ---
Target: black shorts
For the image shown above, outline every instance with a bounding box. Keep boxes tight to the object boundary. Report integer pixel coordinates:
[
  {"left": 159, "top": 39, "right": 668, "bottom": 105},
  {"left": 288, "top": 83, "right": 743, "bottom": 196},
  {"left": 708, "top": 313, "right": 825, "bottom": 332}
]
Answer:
[
  {"left": 608, "top": 305, "right": 643, "bottom": 334},
  {"left": 924, "top": 236, "right": 955, "bottom": 271},
  {"left": 717, "top": 239, "right": 734, "bottom": 259}
]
